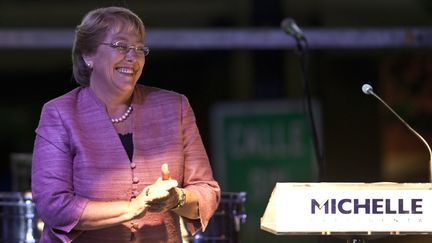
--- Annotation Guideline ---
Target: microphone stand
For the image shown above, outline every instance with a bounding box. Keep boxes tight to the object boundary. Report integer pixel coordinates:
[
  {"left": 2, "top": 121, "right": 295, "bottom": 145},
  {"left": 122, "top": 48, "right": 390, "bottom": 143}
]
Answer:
[
  {"left": 292, "top": 37, "right": 325, "bottom": 182},
  {"left": 293, "top": 36, "right": 340, "bottom": 243},
  {"left": 348, "top": 237, "right": 367, "bottom": 243}
]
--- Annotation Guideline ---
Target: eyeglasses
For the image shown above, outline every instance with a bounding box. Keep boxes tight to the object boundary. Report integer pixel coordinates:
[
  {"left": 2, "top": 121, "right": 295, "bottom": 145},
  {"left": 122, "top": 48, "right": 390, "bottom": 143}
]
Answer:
[{"left": 100, "top": 41, "right": 150, "bottom": 56}]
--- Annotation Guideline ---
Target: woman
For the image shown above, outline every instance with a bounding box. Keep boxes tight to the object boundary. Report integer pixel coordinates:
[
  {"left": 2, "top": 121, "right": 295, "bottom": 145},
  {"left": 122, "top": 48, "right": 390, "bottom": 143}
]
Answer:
[{"left": 31, "top": 6, "right": 220, "bottom": 242}]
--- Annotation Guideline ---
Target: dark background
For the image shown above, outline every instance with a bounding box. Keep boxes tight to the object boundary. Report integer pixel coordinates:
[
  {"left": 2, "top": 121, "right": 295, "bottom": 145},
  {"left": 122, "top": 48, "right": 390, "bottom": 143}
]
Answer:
[{"left": 1, "top": 1, "right": 432, "bottom": 242}]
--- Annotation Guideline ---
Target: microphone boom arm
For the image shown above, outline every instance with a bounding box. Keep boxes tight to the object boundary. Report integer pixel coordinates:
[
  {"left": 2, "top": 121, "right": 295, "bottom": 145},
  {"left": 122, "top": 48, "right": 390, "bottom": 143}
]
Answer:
[{"left": 364, "top": 84, "right": 432, "bottom": 182}]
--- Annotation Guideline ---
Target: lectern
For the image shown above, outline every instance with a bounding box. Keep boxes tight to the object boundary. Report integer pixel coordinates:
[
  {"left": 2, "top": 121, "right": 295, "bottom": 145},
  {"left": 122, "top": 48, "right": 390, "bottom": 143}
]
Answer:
[{"left": 261, "top": 182, "right": 432, "bottom": 242}]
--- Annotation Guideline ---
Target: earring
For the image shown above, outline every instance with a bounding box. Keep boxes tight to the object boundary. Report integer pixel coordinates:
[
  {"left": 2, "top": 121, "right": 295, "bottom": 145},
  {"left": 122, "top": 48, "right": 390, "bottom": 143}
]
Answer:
[{"left": 86, "top": 62, "right": 93, "bottom": 68}]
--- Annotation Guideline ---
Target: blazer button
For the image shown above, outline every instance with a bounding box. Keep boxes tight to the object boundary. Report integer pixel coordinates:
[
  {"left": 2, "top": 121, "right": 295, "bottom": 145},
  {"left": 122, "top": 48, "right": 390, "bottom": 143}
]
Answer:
[
  {"left": 133, "top": 177, "right": 139, "bottom": 183},
  {"left": 130, "top": 162, "right": 136, "bottom": 169}
]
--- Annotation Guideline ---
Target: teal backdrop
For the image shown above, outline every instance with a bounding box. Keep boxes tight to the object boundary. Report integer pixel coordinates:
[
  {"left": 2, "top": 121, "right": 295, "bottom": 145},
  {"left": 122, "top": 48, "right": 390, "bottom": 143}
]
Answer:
[{"left": 210, "top": 100, "right": 320, "bottom": 242}]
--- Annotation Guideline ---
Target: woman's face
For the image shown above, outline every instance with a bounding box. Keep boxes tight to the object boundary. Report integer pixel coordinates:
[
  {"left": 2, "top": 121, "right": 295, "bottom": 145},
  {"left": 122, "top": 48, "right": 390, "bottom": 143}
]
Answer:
[{"left": 86, "top": 27, "right": 145, "bottom": 94}]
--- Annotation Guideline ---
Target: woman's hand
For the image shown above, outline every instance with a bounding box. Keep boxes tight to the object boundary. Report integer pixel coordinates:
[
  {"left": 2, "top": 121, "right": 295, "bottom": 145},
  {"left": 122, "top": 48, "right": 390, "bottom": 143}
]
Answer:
[
  {"left": 146, "top": 163, "right": 180, "bottom": 212},
  {"left": 128, "top": 191, "right": 150, "bottom": 220}
]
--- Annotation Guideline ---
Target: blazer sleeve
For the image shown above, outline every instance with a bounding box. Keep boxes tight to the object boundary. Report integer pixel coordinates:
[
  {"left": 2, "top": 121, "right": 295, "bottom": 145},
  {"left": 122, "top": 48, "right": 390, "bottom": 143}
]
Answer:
[
  {"left": 179, "top": 95, "right": 221, "bottom": 234},
  {"left": 31, "top": 101, "right": 89, "bottom": 242}
]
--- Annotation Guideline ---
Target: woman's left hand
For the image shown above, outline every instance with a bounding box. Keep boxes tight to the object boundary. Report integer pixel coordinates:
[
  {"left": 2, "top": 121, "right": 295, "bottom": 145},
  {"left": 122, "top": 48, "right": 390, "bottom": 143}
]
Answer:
[{"left": 145, "top": 163, "right": 180, "bottom": 212}]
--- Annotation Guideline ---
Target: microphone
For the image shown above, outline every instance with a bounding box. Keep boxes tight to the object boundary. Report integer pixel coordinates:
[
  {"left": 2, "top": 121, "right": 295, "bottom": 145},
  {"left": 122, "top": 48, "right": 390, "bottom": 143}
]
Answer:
[
  {"left": 280, "top": 17, "right": 324, "bottom": 181},
  {"left": 362, "top": 83, "right": 432, "bottom": 182},
  {"left": 280, "top": 18, "right": 305, "bottom": 40}
]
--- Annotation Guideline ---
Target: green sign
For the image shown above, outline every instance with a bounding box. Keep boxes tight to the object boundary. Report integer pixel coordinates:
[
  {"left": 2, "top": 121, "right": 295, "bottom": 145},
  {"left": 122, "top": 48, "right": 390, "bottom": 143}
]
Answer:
[{"left": 211, "top": 100, "right": 319, "bottom": 243}]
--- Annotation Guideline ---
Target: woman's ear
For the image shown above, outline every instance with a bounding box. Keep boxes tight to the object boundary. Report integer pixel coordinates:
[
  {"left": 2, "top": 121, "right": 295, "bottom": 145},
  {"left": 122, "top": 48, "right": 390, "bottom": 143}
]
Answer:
[{"left": 82, "top": 55, "right": 94, "bottom": 69}]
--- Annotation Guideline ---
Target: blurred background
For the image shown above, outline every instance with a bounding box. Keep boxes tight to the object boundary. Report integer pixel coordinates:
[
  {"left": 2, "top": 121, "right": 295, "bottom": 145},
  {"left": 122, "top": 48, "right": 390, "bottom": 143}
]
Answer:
[{"left": 1, "top": 0, "right": 432, "bottom": 242}]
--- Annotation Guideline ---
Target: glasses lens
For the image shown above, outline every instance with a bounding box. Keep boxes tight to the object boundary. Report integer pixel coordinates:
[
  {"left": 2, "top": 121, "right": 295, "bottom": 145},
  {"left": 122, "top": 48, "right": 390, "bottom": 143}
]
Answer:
[
  {"left": 112, "top": 42, "right": 128, "bottom": 52},
  {"left": 108, "top": 41, "right": 149, "bottom": 56}
]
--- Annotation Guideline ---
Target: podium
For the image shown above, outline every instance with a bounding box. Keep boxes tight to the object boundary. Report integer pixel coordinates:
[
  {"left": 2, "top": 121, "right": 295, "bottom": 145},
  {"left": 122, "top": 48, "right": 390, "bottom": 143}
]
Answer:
[{"left": 261, "top": 182, "right": 432, "bottom": 242}]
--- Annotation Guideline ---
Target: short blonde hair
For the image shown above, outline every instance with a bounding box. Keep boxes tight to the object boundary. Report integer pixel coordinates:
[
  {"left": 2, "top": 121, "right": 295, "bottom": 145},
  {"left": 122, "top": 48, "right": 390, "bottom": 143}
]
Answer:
[{"left": 72, "top": 6, "right": 145, "bottom": 86}]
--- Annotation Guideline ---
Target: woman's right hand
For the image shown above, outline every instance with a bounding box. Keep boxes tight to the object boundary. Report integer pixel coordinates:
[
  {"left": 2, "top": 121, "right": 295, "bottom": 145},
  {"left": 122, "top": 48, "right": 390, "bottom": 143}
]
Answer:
[
  {"left": 144, "top": 163, "right": 180, "bottom": 212},
  {"left": 129, "top": 169, "right": 178, "bottom": 218},
  {"left": 128, "top": 193, "right": 150, "bottom": 220}
]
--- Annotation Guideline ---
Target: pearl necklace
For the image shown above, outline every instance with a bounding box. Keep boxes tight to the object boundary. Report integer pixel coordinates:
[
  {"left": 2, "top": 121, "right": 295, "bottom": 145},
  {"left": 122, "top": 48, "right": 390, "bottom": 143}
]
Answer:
[{"left": 111, "top": 105, "right": 133, "bottom": 123}]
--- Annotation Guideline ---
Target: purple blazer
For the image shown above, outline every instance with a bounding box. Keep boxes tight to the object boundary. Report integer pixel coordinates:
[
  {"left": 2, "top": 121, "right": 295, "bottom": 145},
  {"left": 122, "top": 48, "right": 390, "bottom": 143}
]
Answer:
[{"left": 32, "top": 85, "right": 220, "bottom": 242}]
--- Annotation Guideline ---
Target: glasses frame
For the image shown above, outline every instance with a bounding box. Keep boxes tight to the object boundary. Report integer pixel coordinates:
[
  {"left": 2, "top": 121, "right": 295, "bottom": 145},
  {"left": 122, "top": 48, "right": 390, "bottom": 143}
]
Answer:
[{"left": 100, "top": 41, "right": 150, "bottom": 56}]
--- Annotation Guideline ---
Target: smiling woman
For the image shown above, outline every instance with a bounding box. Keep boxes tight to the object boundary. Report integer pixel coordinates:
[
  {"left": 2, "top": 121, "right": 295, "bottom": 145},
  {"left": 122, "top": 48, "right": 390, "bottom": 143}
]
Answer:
[{"left": 31, "top": 6, "right": 220, "bottom": 242}]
